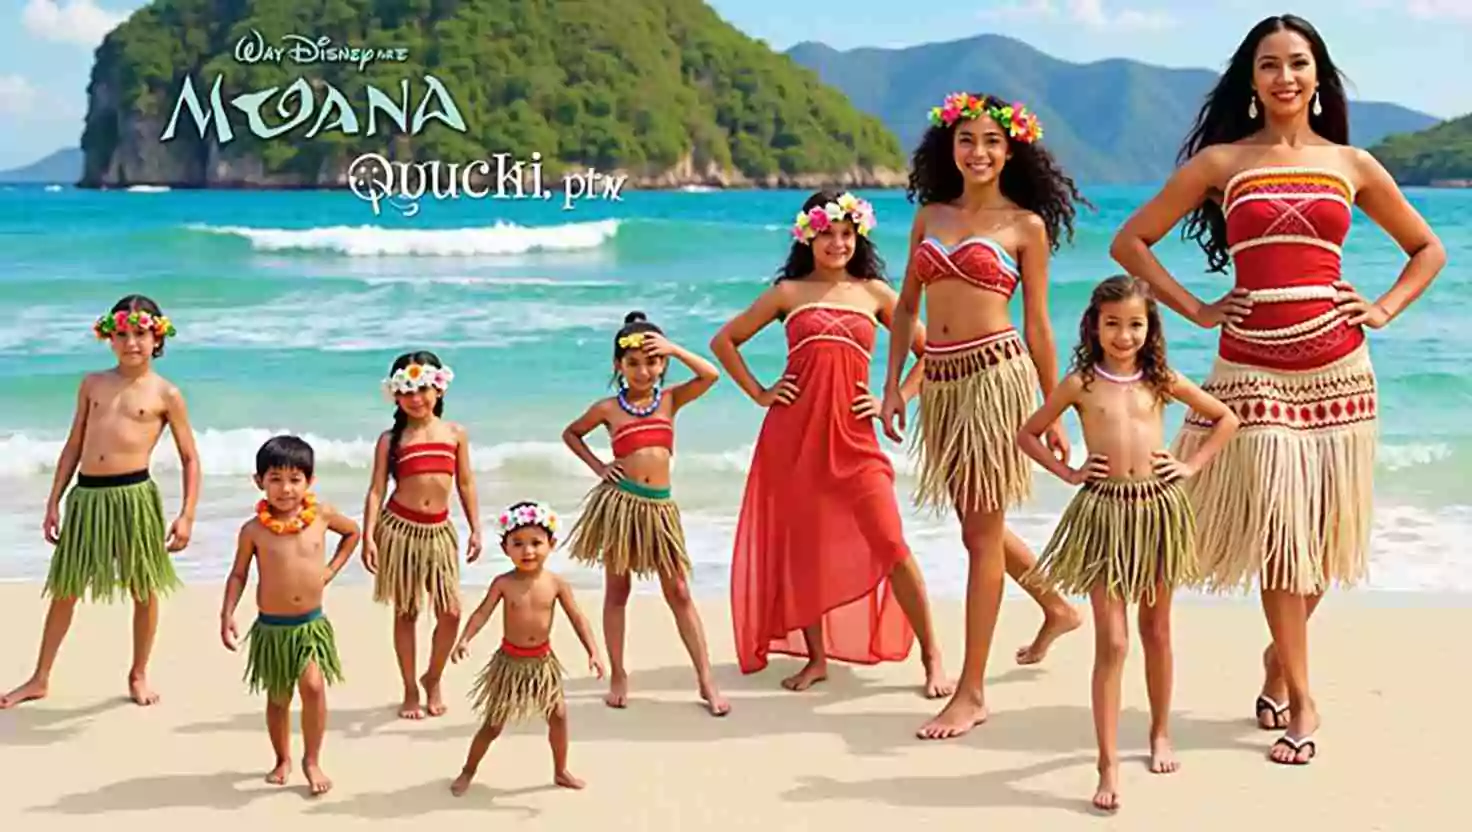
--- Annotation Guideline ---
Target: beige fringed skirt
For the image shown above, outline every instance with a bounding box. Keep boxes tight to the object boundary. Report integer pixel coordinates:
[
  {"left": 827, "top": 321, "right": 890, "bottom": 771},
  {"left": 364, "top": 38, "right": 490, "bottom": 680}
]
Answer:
[
  {"left": 565, "top": 479, "right": 691, "bottom": 579},
  {"left": 1173, "top": 343, "right": 1378, "bottom": 595},
  {"left": 1025, "top": 476, "right": 1196, "bottom": 605},
  {"left": 914, "top": 328, "right": 1038, "bottom": 514},
  {"left": 372, "top": 501, "right": 460, "bottom": 618},
  {"left": 468, "top": 641, "right": 565, "bottom": 727}
]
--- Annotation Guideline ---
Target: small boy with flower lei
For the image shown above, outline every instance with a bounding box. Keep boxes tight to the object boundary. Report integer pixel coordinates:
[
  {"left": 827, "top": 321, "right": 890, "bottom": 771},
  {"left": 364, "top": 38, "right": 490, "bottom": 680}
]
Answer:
[
  {"left": 450, "top": 501, "right": 604, "bottom": 795},
  {"left": 1, "top": 294, "right": 201, "bottom": 711},
  {"left": 221, "top": 435, "right": 361, "bottom": 796}
]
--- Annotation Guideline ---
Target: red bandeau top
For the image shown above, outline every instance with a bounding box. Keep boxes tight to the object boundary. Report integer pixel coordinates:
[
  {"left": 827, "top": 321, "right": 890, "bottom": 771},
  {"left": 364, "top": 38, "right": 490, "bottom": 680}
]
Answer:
[
  {"left": 611, "top": 416, "right": 673, "bottom": 458},
  {"left": 912, "top": 235, "right": 1021, "bottom": 299},
  {"left": 394, "top": 442, "right": 456, "bottom": 478}
]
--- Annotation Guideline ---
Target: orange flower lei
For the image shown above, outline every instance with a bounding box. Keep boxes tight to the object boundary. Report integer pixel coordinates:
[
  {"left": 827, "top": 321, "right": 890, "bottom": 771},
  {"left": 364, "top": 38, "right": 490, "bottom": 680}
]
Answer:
[{"left": 257, "top": 493, "right": 319, "bottom": 535}]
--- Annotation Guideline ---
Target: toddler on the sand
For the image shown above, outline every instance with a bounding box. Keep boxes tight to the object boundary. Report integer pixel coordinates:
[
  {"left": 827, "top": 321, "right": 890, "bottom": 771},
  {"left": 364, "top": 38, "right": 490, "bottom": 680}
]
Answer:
[
  {"left": 220, "top": 435, "right": 362, "bottom": 796},
  {"left": 450, "top": 500, "right": 604, "bottom": 795}
]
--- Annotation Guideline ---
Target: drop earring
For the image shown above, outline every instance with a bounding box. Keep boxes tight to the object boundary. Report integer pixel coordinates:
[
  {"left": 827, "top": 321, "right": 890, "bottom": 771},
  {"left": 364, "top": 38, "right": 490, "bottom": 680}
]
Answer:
[
  {"left": 1312, "top": 90, "right": 1323, "bottom": 116},
  {"left": 1248, "top": 94, "right": 1258, "bottom": 119}
]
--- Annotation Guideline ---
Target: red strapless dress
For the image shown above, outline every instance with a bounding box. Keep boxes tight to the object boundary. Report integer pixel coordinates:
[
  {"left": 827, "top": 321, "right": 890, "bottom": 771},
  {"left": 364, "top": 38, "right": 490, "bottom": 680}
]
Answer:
[
  {"left": 730, "top": 303, "right": 915, "bottom": 673},
  {"left": 1173, "top": 166, "right": 1377, "bottom": 596}
]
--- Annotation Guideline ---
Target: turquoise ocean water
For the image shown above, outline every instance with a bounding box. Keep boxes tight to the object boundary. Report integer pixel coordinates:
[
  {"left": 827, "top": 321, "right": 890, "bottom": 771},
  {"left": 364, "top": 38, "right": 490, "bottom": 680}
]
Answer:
[{"left": 0, "top": 182, "right": 1467, "bottom": 596}]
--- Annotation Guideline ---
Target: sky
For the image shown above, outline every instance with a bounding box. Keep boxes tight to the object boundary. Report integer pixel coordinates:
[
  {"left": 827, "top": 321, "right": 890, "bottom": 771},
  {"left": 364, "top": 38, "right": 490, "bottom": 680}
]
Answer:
[{"left": 0, "top": 0, "right": 1468, "bottom": 169}]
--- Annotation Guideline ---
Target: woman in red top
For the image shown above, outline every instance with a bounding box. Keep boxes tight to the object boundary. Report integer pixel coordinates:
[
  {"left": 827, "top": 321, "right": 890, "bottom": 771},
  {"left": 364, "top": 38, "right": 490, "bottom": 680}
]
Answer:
[
  {"left": 712, "top": 190, "right": 951, "bottom": 697},
  {"left": 362, "top": 350, "right": 484, "bottom": 720},
  {"left": 562, "top": 313, "right": 729, "bottom": 716},
  {"left": 1111, "top": 14, "right": 1446, "bottom": 764}
]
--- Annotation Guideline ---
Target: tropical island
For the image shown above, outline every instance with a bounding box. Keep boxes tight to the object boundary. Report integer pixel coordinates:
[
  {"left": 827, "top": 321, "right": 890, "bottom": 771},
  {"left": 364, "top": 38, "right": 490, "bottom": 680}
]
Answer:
[
  {"left": 79, "top": 0, "right": 905, "bottom": 189},
  {"left": 1368, "top": 112, "right": 1472, "bottom": 187}
]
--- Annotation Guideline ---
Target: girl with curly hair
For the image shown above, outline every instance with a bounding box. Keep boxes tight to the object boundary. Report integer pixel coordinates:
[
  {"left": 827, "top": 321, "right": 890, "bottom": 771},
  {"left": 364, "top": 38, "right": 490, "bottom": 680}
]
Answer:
[
  {"left": 879, "top": 91, "right": 1090, "bottom": 739},
  {"left": 1018, "top": 275, "right": 1238, "bottom": 810},
  {"left": 713, "top": 189, "right": 951, "bottom": 697},
  {"left": 1110, "top": 14, "right": 1446, "bottom": 765}
]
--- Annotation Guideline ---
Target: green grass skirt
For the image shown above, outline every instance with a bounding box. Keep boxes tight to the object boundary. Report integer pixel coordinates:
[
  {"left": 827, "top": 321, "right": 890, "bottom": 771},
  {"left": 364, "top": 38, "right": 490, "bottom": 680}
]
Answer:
[
  {"left": 1024, "top": 476, "right": 1197, "bottom": 605},
  {"left": 244, "top": 610, "right": 344, "bottom": 701},
  {"left": 468, "top": 647, "right": 564, "bottom": 727},
  {"left": 44, "top": 474, "right": 180, "bottom": 603}
]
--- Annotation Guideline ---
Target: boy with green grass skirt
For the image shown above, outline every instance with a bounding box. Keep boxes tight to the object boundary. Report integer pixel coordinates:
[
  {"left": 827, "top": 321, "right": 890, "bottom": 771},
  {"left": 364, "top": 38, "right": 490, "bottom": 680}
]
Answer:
[
  {"left": 221, "top": 435, "right": 361, "bottom": 797},
  {"left": 0, "top": 294, "right": 199, "bottom": 711}
]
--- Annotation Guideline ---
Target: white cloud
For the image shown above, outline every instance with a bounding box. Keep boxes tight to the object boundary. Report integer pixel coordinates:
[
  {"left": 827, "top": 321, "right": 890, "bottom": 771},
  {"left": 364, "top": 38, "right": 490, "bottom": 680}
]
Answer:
[
  {"left": 0, "top": 75, "right": 39, "bottom": 116},
  {"left": 978, "top": 0, "right": 1174, "bottom": 30},
  {"left": 1407, "top": 0, "right": 1472, "bottom": 19},
  {"left": 21, "top": 0, "right": 128, "bottom": 47}
]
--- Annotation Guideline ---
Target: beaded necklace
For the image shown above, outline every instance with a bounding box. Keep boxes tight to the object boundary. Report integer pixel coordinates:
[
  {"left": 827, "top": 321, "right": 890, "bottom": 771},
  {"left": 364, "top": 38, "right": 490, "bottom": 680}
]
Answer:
[
  {"left": 618, "top": 386, "right": 662, "bottom": 417},
  {"left": 1095, "top": 365, "right": 1143, "bottom": 384}
]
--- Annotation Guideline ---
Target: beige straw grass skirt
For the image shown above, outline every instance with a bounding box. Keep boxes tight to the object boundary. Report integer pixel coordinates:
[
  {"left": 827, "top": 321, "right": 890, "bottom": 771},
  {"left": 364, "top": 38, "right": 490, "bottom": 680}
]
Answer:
[
  {"left": 372, "top": 501, "right": 460, "bottom": 617},
  {"left": 468, "top": 641, "right": 565, "bottom": 727},
  {"left": 566, "top": 479, "right": 691, "bottom": 579}
]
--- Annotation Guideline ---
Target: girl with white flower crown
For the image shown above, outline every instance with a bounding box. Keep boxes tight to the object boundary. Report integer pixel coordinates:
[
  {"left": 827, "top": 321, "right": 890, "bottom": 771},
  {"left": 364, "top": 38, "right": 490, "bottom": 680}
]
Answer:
[
  {"left": 361, "top": 349, "right": 484, "bottom": 720},
  {"left": 561, "top": 311, "right": 730, "bottom": 716}
]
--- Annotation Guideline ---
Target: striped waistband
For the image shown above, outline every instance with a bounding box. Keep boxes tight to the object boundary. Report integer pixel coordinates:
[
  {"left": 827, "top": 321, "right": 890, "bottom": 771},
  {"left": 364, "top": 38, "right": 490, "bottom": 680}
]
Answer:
[
  {"left": 501, "top": 639, "right": 552, "bottom": 658},
  {"left": 75, "top": 469, "right": 150, "bottom": 488},
  {"left": 924, "top": 327, "right": 1020, "bottom": 355},
  {"left": 615, "top": 479, "right": 671, "bottom": 500},
  {"left": 257, "top": 608, "right": 324, "bottom": 627},
  {"left": 386, "top": 499, "right": 449, "bottom": 524}
]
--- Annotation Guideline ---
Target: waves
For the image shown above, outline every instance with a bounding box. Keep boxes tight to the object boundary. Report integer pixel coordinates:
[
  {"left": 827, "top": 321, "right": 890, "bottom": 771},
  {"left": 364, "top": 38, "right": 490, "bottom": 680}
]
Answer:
[{"left": 187, "top": 219, "right": 623, "bottom": 256}]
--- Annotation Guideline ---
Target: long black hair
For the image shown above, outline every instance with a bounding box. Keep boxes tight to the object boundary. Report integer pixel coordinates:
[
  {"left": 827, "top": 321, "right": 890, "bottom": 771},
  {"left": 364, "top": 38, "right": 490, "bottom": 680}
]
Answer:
[
  {"left": 386, "top": 350, "right": 446, "bottom": 476},
  {"left": 1178, "top": 14, "right": 1351, "bottom": 272},
  {"left": 109, "top": 293, "right": 170, "bottom": 357},
  {"left": 905, "top": 93, "right": 1089, "bottom": 252},
  {"left": 774, "top": 189, "right": 888, "bottom": 282},
  {"left": 610, "top": 311, "right": 667, "bottom": 388}
]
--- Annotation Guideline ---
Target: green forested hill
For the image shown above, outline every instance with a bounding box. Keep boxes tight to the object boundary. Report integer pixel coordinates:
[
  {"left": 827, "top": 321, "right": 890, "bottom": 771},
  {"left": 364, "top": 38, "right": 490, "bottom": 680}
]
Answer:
[
  {"left": 80, "top": 0, "right": 903, "bottom": 187},
  {"left": 786, "top": 36, "right": 1440, "bottom": 184},
  {"left": 1369, "top": 114, "right": 1472, "bottom": 185}
]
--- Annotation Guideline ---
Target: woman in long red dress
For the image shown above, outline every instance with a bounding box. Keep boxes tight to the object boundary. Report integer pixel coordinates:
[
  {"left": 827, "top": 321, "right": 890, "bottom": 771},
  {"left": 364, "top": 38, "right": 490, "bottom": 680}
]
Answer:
[{"left": 710, "top": 190, "right": 951, "bottom": 695}]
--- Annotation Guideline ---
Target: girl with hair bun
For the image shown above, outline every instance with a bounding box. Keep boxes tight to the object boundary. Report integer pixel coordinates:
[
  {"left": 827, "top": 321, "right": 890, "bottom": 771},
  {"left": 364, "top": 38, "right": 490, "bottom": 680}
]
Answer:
[{"left": 562, "top": 311, "right": 729, "bottom": 716}]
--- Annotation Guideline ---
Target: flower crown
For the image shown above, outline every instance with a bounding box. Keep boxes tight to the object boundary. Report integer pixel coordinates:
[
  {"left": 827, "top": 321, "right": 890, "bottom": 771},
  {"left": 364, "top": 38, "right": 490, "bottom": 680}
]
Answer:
[
  {"left": 791, "top": 192, "right": 876, "bottom": 244},
  {"left": 927, "top": 93, "right": 1043, "bottom": 144},
  {"left": 496, "top": 501, "right": 559, "bottom": 539},
  {"left": 93, "top": 309, "right": 177, "bottom": 341},
  {"left": 383, "top": 362, "right": 454, "bottom": 397}
]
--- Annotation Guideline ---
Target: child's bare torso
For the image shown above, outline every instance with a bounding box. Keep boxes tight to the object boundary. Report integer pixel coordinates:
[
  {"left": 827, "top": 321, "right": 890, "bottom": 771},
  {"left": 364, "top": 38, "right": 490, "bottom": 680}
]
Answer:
[
  {"left": 79, "top": 370, "right": 172, "bottom": 475},
  {"left": 499, "top": 569, "right": 560, "bottom": 649},
  {"left": 389, "top": 422, "right": 458, "bottom": 513},
  {"left": 1075, "top": 376, "right": 1169, "bottom": 479},
  {"left": 248, "top": 517, "right": 330, "bottom": 616}
]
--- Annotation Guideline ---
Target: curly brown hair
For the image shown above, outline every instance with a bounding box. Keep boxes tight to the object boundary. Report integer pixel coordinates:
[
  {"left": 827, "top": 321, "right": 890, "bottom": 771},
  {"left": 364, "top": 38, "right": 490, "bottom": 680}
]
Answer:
[
  {"left": 1069, "top": 275, "right": 1173, "bottom": 402},
  {"left": 904, "top": 93, "right": 1091, "bottom": 252}
]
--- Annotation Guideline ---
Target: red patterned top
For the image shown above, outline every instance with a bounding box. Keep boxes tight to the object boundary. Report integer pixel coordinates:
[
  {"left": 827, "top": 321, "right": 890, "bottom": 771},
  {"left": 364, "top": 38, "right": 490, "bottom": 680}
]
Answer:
[
  {"left": 912, "top": 235, "right": 1020, "bottom": 299},
  {"left": 1220, "top": 166, "right": 1364, "bottom": 371}
]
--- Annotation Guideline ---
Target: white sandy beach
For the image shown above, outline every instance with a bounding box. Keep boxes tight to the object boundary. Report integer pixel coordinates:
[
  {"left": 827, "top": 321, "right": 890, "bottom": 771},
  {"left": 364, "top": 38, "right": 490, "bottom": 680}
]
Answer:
[{"left": 0, "top": 583, "right": 1465, "bottom": 830}]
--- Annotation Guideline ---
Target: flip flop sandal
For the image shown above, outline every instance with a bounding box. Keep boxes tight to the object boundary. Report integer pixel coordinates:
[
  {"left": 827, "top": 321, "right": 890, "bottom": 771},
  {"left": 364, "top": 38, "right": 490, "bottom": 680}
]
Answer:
[
  {"left": 1255, "top": 695, "right": 1289, "bottom": 730},
  {"left": 1270, "top": 734, "right": 1317, "bottom": 765}
]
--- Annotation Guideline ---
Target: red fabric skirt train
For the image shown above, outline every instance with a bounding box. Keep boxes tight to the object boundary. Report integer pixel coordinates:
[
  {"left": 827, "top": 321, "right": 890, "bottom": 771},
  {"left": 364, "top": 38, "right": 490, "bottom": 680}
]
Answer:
[{"left": 731, "top": 303, "right": 915, "bottom": 673}]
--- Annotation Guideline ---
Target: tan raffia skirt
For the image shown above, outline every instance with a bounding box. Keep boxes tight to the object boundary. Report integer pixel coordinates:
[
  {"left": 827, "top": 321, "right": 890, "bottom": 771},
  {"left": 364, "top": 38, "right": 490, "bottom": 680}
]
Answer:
[
  {"left": 371, "top": 502, "right": 460, "bottom": 618},
  {"left": 1024, "top": 476, "right": 1196, "bottom": 605},
  {"left": 467, "top": 643, "right": 565, "bottom": 727},
  {"left": 565, "top": 479, "right": 691, "bottom": 579},
  {"left": 1173, "top": 344, "right": 1378, "bottom": 595},
  {"left": 914, "top": 329, "right": 1038, "bottom": 514}
]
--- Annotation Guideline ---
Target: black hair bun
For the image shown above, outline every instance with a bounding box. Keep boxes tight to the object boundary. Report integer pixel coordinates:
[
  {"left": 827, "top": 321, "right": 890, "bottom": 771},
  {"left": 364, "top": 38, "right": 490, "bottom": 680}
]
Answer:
[{"left": 624, "top": 311, "right": 647, "bottom": 324}]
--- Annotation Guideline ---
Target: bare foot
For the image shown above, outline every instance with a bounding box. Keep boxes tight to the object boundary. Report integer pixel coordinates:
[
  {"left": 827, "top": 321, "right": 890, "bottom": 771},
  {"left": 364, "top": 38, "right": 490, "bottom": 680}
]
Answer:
[
  {"left": 554, "top": 769, "right": 585, "bottom": 789},
  {"left": 699, "top": 680, "right": 731, "bottom": 716},
  {"left": 265, "top": 758, "right": 292, "bottom": 785},
  {"left": 399, "top": 688, "right": 425, "bottom": 720},
  {"left": 128, "top": 674, "right": 160, "bottom": 706},
  {"left": 422, "top": 674, "right": 447, "bottom": 717},
  {"left": 1149, "top": 734, "right": 1180, "bottom": 774},
  {"left": 1269, "top": 707, "right": 1321, "bottom": 765},
  {"left": 916, "top": 689, "right": 988, "bottom": 739},
  {"left": 450, "top": 769, "right": 475, "bottom": 796},
  {"left": 0, "top": 676, "right": 48, "bottom": 709},
  {"left": 1015, "top": 604, "right": 1082, "bottom": 665},
  {"left": 922, "top": 652, "right": 954, "bottom": 699},
  {"left": 604, "top": 672, "right": 629, "bottom": 708},
  {"left": 1257, "top": 646, "right": 1289, "bottom": 729},
  {"left": 1093, "top": 764, "right": 1120, "bottom": 811},
  {"left": 780, "top": 659, "right": 827, "bottom": 692},
  {"left": 303, "top": 758, "right": 332, "bottom": 796}
]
